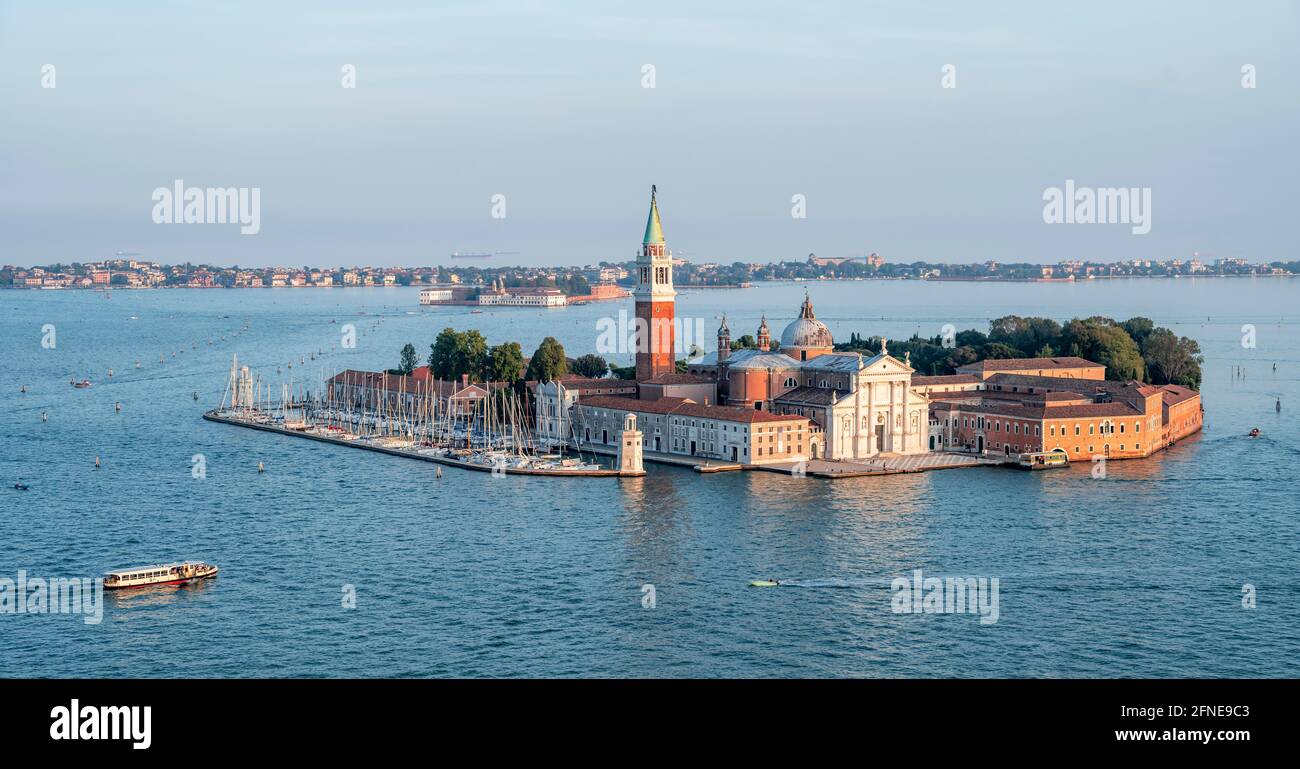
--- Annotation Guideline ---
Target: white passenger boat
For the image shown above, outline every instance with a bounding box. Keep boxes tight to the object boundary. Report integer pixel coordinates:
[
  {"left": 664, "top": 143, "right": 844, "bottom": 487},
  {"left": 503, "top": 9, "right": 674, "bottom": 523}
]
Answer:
[{"left": 103, "top": 561, "right": 219, "bottom": 590}]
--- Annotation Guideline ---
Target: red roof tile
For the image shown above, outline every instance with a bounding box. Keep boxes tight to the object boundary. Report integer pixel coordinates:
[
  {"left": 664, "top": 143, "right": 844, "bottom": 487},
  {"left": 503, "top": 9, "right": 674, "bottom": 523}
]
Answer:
[
  {"left": 957, "top": 356, "right": 1103, "bottom": 373},
  {"left": 579, "top": 395, "right": 807, "bottom": 424}
]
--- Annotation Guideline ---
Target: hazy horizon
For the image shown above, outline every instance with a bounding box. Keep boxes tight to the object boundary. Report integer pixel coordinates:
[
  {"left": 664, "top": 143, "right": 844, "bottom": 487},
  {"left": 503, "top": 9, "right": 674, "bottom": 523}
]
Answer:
[{"left": 2, "top": 1, "right": 1297, "bottom": 268}]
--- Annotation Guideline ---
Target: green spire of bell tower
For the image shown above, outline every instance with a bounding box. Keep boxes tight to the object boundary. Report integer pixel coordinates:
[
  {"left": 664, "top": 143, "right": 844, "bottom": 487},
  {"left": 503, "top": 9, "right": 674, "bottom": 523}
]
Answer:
[{"left": 643, "top": 185, "right": 665, "bottom": 245}]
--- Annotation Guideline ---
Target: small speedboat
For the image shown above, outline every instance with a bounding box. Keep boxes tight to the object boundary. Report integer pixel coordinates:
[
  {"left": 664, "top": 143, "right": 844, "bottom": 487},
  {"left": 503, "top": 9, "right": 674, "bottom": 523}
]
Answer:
[
  {"left": 13, "top": 483, "right": 29, "bottom": 491},
  {"left": 749, "top": 580, "right": 780, "bottom": 588},
  {"left": 72, "top": 379, "right": 92, "bottom": 389},
  {"left": 1248, "top": 428, "right": 1261, "bottom": 438}
]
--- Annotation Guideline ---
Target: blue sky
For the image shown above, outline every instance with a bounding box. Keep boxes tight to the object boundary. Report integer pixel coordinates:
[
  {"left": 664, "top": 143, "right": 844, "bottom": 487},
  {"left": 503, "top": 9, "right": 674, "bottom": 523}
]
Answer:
[{"left": 1, "top": 0, "right": 1296, "bottom": 267}]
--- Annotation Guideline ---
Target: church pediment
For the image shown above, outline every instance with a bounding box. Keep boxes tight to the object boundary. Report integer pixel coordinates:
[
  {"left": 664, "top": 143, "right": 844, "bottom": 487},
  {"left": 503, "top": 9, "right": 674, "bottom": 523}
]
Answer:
[{"left": 860, "top": 352, "right": 914, "bottom": 375}]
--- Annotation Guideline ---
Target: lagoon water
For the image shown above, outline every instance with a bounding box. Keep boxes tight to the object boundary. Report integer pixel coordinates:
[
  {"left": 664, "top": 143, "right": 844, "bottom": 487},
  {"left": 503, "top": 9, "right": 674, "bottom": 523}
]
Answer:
[{"left": 2, "top": 278, "right": 1298, "bottom": 677}]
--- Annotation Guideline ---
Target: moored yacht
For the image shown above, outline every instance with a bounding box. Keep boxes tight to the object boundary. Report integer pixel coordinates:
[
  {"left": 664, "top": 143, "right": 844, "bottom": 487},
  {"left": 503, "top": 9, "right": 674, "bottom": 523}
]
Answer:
[{"left": 103, "top": 561, "right": 219, "bottom": 590}]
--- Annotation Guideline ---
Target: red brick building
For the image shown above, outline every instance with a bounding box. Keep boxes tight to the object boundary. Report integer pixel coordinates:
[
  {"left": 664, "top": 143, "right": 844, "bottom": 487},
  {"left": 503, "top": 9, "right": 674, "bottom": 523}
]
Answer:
[
  {"left": 923, "top": 370, "right": 1202, "bottom": 460},
  {"left": 955, "top": 356, "right": 1105, "bottom": 381},
  {"left": 573, "top": 395, "right": 811, "bottom": 465}
]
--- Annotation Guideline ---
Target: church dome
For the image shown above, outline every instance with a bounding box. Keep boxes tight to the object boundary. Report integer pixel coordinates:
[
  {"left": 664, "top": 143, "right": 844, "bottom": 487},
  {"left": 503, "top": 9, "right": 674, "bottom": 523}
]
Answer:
[{"left": 780, "top": 294, "right": 833, "bottom": 349}]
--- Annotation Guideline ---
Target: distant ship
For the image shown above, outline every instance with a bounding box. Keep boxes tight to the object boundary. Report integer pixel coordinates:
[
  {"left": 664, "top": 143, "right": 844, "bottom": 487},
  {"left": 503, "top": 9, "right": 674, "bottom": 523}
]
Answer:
[{"left": 450, "top": 251, "right": 492, "bottom": 259}]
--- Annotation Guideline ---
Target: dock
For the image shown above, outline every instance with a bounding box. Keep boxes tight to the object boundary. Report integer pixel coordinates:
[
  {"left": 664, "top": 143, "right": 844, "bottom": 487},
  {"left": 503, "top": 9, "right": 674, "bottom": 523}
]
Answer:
[
  {"left": 574, "top": 440, "right": 999, "bottom": 478},
  {"left": 761, "top": 453, "right": 1000, "bottom": 478},
  {"left": 203, "top": 410, "right": 644, "bottom": 477}
]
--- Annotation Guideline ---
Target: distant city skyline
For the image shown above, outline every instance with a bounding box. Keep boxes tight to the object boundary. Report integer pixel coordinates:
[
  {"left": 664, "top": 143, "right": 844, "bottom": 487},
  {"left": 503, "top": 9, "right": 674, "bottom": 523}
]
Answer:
[{"left": 2, "top": 1, "right": 1297, "bottom": 267}]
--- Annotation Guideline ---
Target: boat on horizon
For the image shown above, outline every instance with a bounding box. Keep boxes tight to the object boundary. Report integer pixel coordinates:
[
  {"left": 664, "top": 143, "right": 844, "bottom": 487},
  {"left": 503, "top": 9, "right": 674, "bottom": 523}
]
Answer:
[{"left": 103, "top": 561, "right": 219, "bottom": 590}]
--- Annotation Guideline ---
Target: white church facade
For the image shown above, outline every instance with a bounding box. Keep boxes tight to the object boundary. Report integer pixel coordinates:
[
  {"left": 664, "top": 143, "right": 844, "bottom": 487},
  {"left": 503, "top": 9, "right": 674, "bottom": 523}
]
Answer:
[{"left": 686, "top": 294, "right": 930, "bottom": 461}]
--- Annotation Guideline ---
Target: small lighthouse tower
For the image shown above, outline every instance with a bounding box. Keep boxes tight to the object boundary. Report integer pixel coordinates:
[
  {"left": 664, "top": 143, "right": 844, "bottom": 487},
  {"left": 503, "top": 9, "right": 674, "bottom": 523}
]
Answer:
[{"left": 618, "top": 412, "right": 645, "bottom": 474}]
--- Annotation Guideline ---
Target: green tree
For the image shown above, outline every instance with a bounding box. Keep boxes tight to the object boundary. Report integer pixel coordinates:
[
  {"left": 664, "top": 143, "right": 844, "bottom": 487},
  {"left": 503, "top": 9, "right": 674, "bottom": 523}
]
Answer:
[
  {"left": 954, "top": 329, "right": 989, "bottom": 348},
  {"left": 486, "top": 341, "right": 525, "bottom": 382},
  {"left": 1142, "top": 328, "right": 1203, "bottom": 389},
  {"left": 571, "top": 353, "right": 609, "bottom": 378},
  {"left": 1120, "top": 317, "right": 1156, "bottom": 346},
  {"left": 1061, "top": 318, "right": 1146, "bottom": 381},
  {"left": 526, "top": 337, "right": 568, "bottom": 382},
  {"left": 944, "top": 345, "right": 980, "bottom": 371},
  {"left": 977, "top": 342, "right": 1021, "bottom": 360},
  {"left": 428, "top": 328, "right": 488, "bottom": 381},
  {"left": 989, "top": 315, "right": 1062, "bottom": 357},
  {"left": 397, "top": 343, "right": 419, "bottom": 375}
]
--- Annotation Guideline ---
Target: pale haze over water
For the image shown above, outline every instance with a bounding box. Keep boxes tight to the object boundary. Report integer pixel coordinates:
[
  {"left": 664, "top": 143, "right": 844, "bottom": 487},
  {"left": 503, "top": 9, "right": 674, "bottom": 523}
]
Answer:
[
  {"left": 2, "top": 1, "right": 1297, "bottom": 266},
  {"left": 2, "top": 279, "right": 1296, "bottom": 677}
]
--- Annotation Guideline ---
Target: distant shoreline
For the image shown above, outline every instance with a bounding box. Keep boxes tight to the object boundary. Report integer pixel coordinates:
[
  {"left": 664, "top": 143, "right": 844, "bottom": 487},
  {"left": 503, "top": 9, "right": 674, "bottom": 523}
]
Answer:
[{"left": 4, "top": 273, "right": 1295, "bottom": 293}]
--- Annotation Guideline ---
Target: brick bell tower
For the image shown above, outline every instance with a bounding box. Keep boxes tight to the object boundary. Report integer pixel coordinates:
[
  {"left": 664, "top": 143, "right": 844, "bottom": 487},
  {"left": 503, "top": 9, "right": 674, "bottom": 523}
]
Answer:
[{"left": 634, "top": 185, "right": 676, "bottom": 382}]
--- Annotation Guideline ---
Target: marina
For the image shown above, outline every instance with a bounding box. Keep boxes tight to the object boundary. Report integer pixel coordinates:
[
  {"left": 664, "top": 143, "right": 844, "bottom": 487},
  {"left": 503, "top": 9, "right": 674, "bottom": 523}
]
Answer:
[{"left": 204, "top": 355, "right": 642, "bottom": 477}]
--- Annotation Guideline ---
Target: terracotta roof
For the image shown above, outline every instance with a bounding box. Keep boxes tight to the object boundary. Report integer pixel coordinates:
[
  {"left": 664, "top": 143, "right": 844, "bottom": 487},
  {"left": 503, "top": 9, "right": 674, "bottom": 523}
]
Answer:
[
  {"left": 1039, "top": 391, "right": 1090, "bottom": 402},
  {"left": 552, "top": 377, "right": 638, "bottom": 393},
  {"left": 931, "top": 400, "right": 1142, "bottom": 419},
  {"left": 1038, "top": 402, "right": 1145, "bottom": 418},
  {"left": 640, "top": 372, "right": 715, "bottom": 385},
  {"left": 912, "top": 374, "right": 982, "bottom": 386},
  {"left": 578, "top": 395, "right": 807, "bottom": 424},
  {"left": 984, "top": 373, "right": 1142, "bottom": 396},
  {"left": 957, "top": 356, "right": 1103, "bottom": 373},
  {"left": 773, "top": 386, "right": 842, "bottom": 406},
  {"left": 1159, "top": 385, "right": 1199, "bottom": 405}
]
